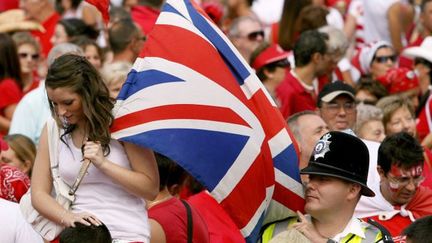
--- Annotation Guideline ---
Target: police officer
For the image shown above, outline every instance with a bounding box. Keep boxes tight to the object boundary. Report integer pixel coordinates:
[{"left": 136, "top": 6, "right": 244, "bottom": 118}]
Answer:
[{"left": 261, "top": 131, "right": 389, "bottom": 243}]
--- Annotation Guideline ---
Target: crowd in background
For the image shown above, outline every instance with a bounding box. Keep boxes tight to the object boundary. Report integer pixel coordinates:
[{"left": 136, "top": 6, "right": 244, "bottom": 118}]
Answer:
[{"left": 1, "top": 0, "right": 432, "bottom": 242}]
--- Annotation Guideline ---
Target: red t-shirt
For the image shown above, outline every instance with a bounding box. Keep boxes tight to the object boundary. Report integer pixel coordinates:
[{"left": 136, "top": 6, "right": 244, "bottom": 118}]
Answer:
[
  {"left": 0, "top": 78, "right": 23, "bottom": 114},
  {"left": 364, "top": 186, "right": 432, "bottom": 242},
  {"left": 148, "top": 197, "right": 210, "bottom": 243},
  {"left": 0, "top": 78, "right": 23, "bottom": 136},
  {"left": 276, "top": 71, "right": 317, "bottom": 119},
  {"left": 30, "top": 12, "right": 60, "bottom": 57},
  {"left": 187, "top": 191, "right": 245, "bottom": 243},
  {"left": 421, "top": 148, "right": 432, "bottom": 189},
  {"left": 131, "top": 5, "right": 160, "bottom": 35},
  {"left": 416, "top": 95, "right": 432, "bottom": 141},
  {"left": 365, "top": 214, "right": 411, "bottom": 243}
]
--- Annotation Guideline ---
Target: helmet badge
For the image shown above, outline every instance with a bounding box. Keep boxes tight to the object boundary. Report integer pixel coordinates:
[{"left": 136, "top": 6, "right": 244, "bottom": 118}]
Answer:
[{"left": 314, "top": 133, "right": 331, "bottom": 160}]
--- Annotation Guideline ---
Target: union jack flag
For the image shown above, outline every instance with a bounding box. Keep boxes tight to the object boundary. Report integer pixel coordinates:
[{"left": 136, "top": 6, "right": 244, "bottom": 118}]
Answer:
[{"left": 110, "top": 0, "right": 304, "bottom": 241}]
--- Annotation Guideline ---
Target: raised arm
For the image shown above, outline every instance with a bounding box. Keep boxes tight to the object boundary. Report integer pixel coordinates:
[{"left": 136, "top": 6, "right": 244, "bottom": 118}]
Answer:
[
  {"left": 84, "top": 140, "right": 159, "bottom": 201},
  {"left": 387, "top": 2, "right": 403, "bottom": 54}
]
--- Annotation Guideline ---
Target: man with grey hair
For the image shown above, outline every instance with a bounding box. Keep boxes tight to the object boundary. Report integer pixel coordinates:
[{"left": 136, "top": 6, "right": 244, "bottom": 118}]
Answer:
[
  {"left": 318, "top": 25, "right": 358, "bottom": 85},
  {"left": 228, "top": 16, "right": 265, "bottom": 62},
  {"left": 9, "top": 43, "right": 84, "bottom": 145},
  {"left": 287, "top": 110, "right": 329, "bottom": 181}
]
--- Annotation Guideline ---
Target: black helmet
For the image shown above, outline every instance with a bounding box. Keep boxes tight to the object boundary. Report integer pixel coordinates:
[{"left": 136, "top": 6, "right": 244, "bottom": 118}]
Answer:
[{"left": 300, "top": 131, "right": 375, "bottom": 197}]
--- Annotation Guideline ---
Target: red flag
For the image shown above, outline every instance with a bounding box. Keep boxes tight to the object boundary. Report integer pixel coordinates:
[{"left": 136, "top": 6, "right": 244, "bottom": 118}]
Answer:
[{"left": 85, "top": 0, "right": 109, "bottom": 25}]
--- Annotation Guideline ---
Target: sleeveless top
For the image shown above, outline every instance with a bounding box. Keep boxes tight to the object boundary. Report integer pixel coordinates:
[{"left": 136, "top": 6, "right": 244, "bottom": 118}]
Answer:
[{"left": 59, "top": 135, "right": 150, "bottom": 242}]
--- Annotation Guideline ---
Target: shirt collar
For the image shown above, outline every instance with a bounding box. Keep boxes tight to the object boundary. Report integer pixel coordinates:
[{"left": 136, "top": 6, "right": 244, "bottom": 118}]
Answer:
[{"left": 331, "top": 217, "right": 365, "bottom": 241}]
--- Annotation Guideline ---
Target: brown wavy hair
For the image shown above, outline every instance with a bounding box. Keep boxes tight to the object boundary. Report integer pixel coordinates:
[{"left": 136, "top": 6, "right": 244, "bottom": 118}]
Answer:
[{"left": 45, "top": 54, "right": 115, "bottom": 155}]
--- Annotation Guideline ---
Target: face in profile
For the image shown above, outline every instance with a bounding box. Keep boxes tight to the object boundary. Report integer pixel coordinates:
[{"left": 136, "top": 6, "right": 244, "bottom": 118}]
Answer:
[{"left": 50, "top": 24, "right": 69, "bottom": 46}]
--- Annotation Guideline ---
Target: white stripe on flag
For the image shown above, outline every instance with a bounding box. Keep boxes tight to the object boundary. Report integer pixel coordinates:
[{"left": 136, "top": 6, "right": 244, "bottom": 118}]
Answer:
[
  {"left": 274, "top": 168, "right": 304, "bottom": 198},
  {"left": 240, "top": 185, "right": 274, "bottom": 237},
  {"left": 268, "top": 129, "right": 293, "bottom": 158}
]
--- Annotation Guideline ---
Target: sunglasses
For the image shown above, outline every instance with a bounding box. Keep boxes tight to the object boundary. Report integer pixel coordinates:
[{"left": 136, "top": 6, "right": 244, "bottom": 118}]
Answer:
[
  {"left": 239, "top": 30, "right": 264, "bottom": 41},
  {"left": 18, "top": 53, "right": 40, "bottom": 60},
  {"left": 373, "top": 55, "right": 397, "bottom": 63}
]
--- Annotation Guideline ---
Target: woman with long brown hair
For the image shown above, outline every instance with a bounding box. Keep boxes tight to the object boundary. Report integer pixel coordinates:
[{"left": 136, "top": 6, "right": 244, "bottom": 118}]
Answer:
[{"left": 31, "top": 54, "right": 159, "bottom": 242}]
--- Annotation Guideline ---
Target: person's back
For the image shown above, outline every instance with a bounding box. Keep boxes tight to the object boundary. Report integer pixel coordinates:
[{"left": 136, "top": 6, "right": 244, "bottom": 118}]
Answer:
[
  {"left": 149, "top": 197, "right": 209, "bottom": 243},
  {"left": 148, "top": 153, "right": 209, "bottom": 243}
]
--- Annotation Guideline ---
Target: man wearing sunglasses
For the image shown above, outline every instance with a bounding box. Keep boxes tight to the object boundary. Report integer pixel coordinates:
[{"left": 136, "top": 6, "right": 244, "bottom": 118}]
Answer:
[
  {"left": 228, "top": 16, "right": 264, "bottom": 62},
  {"left": 355, "top": 132, "right": 432, "bottom": 242}
]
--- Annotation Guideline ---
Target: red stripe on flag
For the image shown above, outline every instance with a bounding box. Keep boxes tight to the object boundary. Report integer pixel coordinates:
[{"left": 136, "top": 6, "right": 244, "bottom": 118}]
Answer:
[
  {"left": 250, "top": 89, "right": 300, "bottom": 156},
  {"left": 111, "top": 104, "right": 250, "bottom": 132},
  {"left": 219, "top": 146, "right": 275, "bottom": 229},
  {"left": 141, "top": 25, "right": 249, "bottom": 104},
  {"left": 273, "top": 182, "right": 305, "bottom": 213}
]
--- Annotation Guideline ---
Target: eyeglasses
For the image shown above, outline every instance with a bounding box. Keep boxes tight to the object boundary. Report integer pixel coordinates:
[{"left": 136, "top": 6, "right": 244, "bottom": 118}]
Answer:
[
  {"left": 387, "top": 173, "right": 425, "bottom": 188},
  {"left": 237, "top": 30, "right": 265, "bottom": 41},
  {"left": 18, "top": 53, "right": 39, "bottom": 60},
  {"left": 373, "top": 55, "right": 397, "bottom": 63},
  {"left": 321, "top": 102, "right": 356, "bottom": 114}
]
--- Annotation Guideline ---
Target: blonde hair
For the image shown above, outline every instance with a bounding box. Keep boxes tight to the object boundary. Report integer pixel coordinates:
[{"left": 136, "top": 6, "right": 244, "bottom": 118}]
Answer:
[
  {"left": 376, "top": 95, "right": 414, "bottom": 127},
  {"left": 3, "top": 134, "right": 36, "bottom": 176},
  {"left": 101, "top": 61, "right": 132, "bottom": 87}
]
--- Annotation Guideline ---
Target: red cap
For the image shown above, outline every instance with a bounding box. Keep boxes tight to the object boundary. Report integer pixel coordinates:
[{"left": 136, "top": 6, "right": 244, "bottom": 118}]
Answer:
[
  {"left": 377, "top": 67, "right": 419, "bottom": 94},
  {"left": 251, "top": 44, "right": 290, "bottom": 70},
  {"left": 0, "top": 137, "right": 8, "bottom": 152},
  {"left": 202, "top": 2, "right": 224, "bottom": 25}
]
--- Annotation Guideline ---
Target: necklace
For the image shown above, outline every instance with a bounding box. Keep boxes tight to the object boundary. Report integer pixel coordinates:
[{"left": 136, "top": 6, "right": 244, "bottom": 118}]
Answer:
[{"left": 147, "top": 195, "right": 173, "bottom": 208}]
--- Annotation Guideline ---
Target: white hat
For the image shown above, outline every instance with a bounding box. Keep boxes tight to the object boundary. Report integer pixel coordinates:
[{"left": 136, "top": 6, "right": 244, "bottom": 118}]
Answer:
[
  {"left": 402, "top": 36, "right": 432, "bottom": 63},
  {"left": 359, "top": 41, "right": 392, "bottom": 74}
]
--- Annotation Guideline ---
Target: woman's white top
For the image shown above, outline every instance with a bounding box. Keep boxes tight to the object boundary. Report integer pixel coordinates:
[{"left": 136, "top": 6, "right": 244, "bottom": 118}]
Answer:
[{"left": 59, "top": 135, "right": 150, "bottom": 242}]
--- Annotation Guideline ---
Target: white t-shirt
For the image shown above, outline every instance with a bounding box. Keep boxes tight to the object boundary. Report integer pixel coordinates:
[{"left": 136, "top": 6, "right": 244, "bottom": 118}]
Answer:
[
  {"left": 251, "top": 0, "right": 284, "bottom": 26},
  {"left": 362, "top": 0, "right": 402, "bottom": 44},
  {"left": 0, "top": 199, "right": 43, "bottom": 243},
  {"left": 59, "top": 137, "right": 150, "bottom": 242}
]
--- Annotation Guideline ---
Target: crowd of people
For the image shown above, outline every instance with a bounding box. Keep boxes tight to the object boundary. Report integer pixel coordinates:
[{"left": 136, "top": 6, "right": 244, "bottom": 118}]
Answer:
[{"left": 1, "top": 0, "right": 432, "bottom": 242}]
